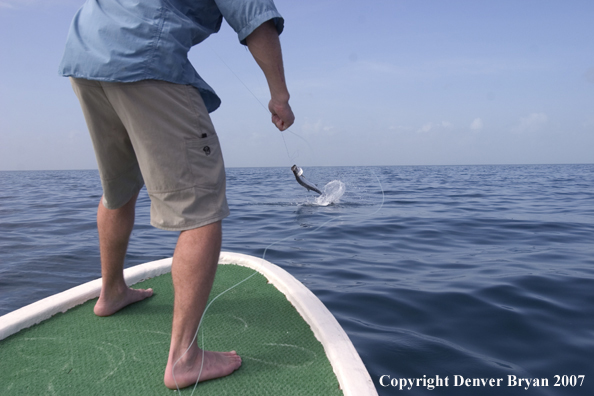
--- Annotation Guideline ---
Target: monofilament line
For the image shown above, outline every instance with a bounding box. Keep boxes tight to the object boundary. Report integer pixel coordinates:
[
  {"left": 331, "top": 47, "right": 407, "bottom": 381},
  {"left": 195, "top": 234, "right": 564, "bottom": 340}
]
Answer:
[
  {"left": 173, "top": 266, "right": 259, "bottom": 395},
  {"left": 174, "top": 170, "right": 384, "bottom": 394},
  {"left": 175, "top": 44, "right": 384, "bottom": 394},
  {"left": 206, "top": 43, "right": 302, "bottom": 163}
]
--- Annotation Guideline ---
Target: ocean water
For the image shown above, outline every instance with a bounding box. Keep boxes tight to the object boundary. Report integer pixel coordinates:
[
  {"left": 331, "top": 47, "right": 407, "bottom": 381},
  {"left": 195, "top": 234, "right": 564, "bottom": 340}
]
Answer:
[{"left": 1, "top": 164, "right": 593, "bottom": 395}]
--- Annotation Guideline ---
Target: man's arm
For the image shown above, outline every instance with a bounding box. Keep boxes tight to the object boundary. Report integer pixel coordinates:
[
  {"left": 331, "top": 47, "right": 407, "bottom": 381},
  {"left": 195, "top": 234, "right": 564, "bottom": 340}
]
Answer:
[{"left": 245, "top": 20, "right": 295, "bottom": 131}]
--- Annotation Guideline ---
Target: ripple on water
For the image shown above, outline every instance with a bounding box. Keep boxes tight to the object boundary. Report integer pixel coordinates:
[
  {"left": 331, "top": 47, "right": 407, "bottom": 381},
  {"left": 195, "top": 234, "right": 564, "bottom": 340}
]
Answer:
[{"left": 1, "top": 165, "right": 594, "bottom": 395}]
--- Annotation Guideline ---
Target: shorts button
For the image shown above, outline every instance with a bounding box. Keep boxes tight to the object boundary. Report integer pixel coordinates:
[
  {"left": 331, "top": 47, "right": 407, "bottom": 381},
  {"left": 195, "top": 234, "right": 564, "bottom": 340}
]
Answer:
[{"left": 203, "top": 146, "right": 211, "bottom": 155}]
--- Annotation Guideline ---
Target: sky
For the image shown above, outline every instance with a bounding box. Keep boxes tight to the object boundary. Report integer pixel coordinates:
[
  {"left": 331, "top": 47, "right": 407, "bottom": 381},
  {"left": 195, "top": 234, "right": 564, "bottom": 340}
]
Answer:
[{"left": 0, "top": 0, "right": 593, "bottom": 170}]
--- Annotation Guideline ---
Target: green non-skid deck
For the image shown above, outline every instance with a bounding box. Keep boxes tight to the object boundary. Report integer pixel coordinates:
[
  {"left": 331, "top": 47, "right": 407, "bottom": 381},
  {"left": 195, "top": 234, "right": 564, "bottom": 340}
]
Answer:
[{"left": 0, "top": 264, "right": 343, "bottom": 395}]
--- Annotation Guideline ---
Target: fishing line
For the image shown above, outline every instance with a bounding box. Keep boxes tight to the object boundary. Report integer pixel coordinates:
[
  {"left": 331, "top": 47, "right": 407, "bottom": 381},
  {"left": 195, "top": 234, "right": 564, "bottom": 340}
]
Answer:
[
  {"left": 174, "top": 171, "right": 384, "bottom": 395},
  {"left": 206, "top": 43, "right": 292, "bottom": 162},
  {"left": 174, "top": 44, "right": 384, "bottom": 394},
  {"left": 206, "top": 43, "right": 317, "bottom": 164}
]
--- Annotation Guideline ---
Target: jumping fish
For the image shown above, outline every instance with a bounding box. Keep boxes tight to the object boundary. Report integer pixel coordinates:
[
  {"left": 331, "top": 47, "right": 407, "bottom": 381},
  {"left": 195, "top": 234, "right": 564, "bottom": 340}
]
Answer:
[{"left": 291, "top": 165, "right": 322, "bottom": 195}]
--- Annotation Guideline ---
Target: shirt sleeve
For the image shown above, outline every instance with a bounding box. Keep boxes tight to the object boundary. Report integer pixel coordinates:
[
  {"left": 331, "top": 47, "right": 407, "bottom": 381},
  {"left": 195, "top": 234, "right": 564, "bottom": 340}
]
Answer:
[{"left": 214, "top": 0, "right": 284, "bottom": 45}]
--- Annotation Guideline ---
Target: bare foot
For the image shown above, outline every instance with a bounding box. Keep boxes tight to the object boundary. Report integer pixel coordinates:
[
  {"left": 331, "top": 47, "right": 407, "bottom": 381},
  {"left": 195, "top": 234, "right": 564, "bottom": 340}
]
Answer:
[
  {"left": 94, "top": 287, "right": 153, "bottom": 317},
  {"left": 164, "top": 348, "right": 242, "bottom": 389}
]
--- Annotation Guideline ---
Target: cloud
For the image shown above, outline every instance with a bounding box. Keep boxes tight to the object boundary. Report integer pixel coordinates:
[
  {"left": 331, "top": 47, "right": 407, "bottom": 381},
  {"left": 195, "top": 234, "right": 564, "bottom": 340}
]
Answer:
[
  {"left": 512, "top": 113, "right": 548, "bottom": 133},
  {"left": 301, "top": 119, "right": 335, "bottom": 135},
  {"left": 388, "top": 125, "right": 414, "bottom": 132},
  {"left": 417, "top": 121, "right": 453, "bottom": 133},
  {"left": 470, "top": 118, "right": 483, "bottom": 131},
  {"left": 417, "top": 122, "right": 434, "bottom": 133}
]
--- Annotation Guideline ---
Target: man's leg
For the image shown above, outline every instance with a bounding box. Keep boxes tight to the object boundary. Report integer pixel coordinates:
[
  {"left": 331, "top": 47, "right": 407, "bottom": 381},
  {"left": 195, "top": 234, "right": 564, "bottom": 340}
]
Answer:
[
  {"left": 163, "top": 221, "right": 242, "bottom": 389},
  {"left": 94, "top": 192, "right": 154, "bottom": 316}
]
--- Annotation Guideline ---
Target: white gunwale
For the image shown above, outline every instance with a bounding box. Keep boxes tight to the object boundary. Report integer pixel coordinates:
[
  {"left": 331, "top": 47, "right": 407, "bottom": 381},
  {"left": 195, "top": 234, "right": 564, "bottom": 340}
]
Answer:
[{"left": 0, "top": 251, "right": 377, "bottom": 396}]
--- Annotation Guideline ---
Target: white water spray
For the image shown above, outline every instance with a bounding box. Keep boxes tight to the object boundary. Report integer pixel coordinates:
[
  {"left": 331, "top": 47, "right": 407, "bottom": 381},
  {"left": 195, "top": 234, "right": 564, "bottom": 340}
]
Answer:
[
  {"left": 314, "top": 180, "right": 346, "bottom": 206},
  {"left": 174, "top": 45, "right": 377, "bottom": 395}
]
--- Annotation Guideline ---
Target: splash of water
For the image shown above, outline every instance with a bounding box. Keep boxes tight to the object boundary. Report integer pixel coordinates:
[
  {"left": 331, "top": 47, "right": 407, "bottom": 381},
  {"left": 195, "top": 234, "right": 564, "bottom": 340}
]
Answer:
[{"left": 314, "top": 180, "right": 346, "bottom": 206}]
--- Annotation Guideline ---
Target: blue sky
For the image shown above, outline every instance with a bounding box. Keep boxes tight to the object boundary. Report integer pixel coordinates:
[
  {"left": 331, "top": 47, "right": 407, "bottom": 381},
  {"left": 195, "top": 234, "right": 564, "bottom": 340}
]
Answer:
[{"left": 1, "top": 0, "right": 593, "bottom": 170}]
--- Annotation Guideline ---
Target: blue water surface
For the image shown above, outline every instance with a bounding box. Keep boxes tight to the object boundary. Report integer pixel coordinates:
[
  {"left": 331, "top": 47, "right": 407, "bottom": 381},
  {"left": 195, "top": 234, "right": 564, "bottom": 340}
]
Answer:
[{"left": 1, "top": 164, "right": 593, "bottom": 395}]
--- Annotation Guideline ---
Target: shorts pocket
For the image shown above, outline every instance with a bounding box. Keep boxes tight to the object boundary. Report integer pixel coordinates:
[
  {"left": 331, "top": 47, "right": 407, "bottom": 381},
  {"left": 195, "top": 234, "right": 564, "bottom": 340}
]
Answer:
[{"left": 185, "top": 134, "right": 225, "bottom": 188}]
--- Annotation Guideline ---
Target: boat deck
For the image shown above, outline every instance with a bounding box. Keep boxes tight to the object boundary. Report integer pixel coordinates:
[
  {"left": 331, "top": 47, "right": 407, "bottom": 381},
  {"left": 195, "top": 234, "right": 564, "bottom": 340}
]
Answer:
[{"left": 0, "top": 263, "right": 343, "bottom": 395}]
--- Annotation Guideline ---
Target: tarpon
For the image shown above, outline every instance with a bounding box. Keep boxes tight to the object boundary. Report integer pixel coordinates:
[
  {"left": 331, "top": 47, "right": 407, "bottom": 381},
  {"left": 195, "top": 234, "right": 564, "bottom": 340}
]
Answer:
[{"left": 291, "top": 165, "right": 322, "bottom": 195}]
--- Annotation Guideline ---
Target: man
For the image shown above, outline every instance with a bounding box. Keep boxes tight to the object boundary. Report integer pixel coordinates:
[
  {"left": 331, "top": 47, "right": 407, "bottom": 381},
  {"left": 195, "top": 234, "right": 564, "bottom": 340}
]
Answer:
[{"left": 59, "top": 0, "right": 294, "bottom": 389}]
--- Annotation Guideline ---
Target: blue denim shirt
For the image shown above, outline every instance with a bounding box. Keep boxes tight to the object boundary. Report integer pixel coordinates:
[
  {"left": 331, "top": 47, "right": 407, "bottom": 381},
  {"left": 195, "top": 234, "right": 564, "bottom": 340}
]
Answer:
[{"left": 59, "top": 0, "right": 283, "bottom": 113}]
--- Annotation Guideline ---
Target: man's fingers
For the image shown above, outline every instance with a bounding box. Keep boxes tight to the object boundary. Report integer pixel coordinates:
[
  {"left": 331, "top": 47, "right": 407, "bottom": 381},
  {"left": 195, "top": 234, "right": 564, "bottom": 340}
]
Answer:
[
  {"left": 269, "top": 100, "right": 294, "bottom": 131},
  {"left": 272, "top": 114, "right": 290, "bottom": 131}
]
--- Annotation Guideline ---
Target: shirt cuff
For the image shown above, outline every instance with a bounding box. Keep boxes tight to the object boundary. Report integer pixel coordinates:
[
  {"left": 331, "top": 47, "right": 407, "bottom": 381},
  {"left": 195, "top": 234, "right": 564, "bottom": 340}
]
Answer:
[{"left": 237, "top": 11, "right": 284, "bottom": 45}]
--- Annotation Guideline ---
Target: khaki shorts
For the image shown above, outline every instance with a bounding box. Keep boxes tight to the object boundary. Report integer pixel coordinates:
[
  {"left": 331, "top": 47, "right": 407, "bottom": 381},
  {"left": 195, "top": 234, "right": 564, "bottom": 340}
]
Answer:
[{"left": 70, "top": 78, "right": 229, "bottom": 231}]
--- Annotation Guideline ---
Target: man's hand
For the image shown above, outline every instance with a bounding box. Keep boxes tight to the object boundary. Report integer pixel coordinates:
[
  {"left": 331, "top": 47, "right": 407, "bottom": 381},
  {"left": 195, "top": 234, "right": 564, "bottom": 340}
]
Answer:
[{"left": 269, "top": 98, "right": 294, "bottom": 131}]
